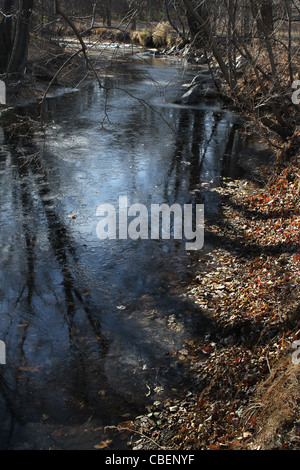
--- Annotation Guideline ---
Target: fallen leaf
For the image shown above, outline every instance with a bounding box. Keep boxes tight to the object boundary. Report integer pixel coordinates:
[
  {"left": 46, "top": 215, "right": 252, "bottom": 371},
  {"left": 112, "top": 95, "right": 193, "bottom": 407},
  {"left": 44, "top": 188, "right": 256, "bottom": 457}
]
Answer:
[{"left": 94, "top": 440, "right": 112, "bottom": 449}]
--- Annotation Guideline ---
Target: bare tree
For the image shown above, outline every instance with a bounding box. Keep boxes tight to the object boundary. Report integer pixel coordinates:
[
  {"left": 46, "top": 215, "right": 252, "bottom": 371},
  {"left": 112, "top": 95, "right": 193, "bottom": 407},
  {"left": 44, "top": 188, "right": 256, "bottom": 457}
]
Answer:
[
  {"left": 260, "top": 0, "right": 274, "bottom": 37},
  {"left": 0, "top": 0, "right": 34, "bottom": 75},
  {"left": 181, "top": 0, "right": 298, "bottom": 142}
]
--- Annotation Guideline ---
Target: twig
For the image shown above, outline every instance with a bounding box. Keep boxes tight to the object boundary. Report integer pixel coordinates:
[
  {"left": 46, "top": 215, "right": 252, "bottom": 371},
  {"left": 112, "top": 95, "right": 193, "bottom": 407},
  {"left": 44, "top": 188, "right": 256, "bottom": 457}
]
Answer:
[
  {"left": 104, "top": 425, "right": 167, "bottom": 450},
  {"left": 39, "top": 49, "right": 82, "bottom": 104}
]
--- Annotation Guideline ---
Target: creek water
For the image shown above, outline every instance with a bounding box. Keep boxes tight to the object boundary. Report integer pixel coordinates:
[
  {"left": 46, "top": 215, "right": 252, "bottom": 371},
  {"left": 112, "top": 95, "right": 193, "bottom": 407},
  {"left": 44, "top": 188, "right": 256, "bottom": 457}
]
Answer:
[{"left": 0, "top": 51, "right": 265, "bottom": 449}]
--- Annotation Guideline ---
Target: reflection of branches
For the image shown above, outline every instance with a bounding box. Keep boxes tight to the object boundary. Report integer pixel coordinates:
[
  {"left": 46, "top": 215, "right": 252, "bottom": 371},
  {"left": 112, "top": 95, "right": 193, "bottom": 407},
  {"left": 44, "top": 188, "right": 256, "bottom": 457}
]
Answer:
[
  {"left": 112, "top": 85, "right": 176, "bottom": 133},
  {"left": 31, "top": 155, "right": 107, "bottom": 354},
  {"left": 48, "top": 1, "right": 182, "bottom": 133},
  {"left": 197, "top": 113, "right": 221, "bottom": 166},
  {"left": 54, "top": 0, "right": 104, "bottom": 92},
  {"left": 0, "top": 375, "right": 20, "bottom": 449},
  {"left": 3, "top": 117, "right": 108, "bottom": 360}
]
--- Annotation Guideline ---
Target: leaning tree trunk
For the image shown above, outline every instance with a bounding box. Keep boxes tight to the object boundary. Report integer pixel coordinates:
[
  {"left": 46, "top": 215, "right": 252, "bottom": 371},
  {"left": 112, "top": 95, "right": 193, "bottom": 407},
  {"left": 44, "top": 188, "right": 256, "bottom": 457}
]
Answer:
[
  {"left": 0, "top": 0, "right": 34, "bottom": 75},
  {"left": 186, "top": 0, "right": 209, "bottom": 48}
]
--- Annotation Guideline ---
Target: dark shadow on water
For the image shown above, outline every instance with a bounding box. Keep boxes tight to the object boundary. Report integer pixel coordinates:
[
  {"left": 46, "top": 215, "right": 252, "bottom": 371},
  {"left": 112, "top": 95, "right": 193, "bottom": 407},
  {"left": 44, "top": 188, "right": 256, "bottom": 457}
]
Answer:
[{"left": 0, "top": 56, "right": 270, "bottom": 449}]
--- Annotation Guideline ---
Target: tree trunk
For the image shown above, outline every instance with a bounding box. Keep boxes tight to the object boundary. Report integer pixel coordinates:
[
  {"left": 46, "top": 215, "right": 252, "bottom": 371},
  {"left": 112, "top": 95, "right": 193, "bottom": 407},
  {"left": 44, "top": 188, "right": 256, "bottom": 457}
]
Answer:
[
  {"left": 0, "top": 0, "right": 34, "bottom": 75},
  {"left": 260, "top": 0, "right": 273, "bottom": 38},
  {"left": 186, "top": 0, "right": 208, "bottom": 48},
  {"left": 0, "top": 0, "right": 14, "bottom": 73},
  {"left": 182, "top": 0, "right": 235, "bottom": 88},
  {"left": 104, "top": 0, "right": 112, "bottom": 27}
]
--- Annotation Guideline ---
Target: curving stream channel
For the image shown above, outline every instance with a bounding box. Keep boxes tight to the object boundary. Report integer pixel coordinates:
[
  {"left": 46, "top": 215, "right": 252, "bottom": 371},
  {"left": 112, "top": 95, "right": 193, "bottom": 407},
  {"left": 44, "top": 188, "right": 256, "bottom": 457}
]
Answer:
[{"left": 0, "top": 51, "right": 265, "bottom": 449}]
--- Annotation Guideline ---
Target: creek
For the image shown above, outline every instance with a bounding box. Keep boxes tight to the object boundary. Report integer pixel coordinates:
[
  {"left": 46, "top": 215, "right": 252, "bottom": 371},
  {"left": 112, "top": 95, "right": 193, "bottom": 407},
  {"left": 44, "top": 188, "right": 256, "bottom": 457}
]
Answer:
[{"left": 0, "top": 51, "right": 267, "bottom": 449}]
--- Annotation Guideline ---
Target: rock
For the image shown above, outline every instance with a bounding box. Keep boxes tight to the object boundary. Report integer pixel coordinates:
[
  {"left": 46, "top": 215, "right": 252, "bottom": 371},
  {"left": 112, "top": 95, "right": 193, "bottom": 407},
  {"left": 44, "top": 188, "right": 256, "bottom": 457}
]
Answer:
[
  {"left": 181, "top": 45, "right": 191, "bottom": 58},
  {"left": 191, "top": 74, "right": 221, "bottom": 88},
  {"left": 177, "top": 84, "right": 202, "bottom": 104},
  {"left": 177, "top": 83, "right": 218, "bottom": 104},
  {"left": 133, "top": 444, "right": 143, "bottom": 450},
  {"left": 184, "top": 56, "right": 197, "bottom": 64},
  {"left": 202, "top": 87, "right": 218, "bottom": 99},
  {"left": 167, "top": 45, "right": 177, "bottom": 55},
  {"left": 195, "top": 55, "right": 208, "bottom": 65},
  {"left": 180, "top": 45, "right": 199, "bottom": 64},
  {"left": 191, "top": 74, "right": 214, "bottom": 86}
]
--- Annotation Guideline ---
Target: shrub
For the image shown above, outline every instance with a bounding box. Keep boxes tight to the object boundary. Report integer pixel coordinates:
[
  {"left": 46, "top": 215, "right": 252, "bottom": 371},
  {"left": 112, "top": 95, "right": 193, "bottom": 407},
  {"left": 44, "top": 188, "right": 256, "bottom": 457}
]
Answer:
[
  {"left": 136, "top": 29, "right": 154, "bottom": 48},
  {"left": 152, "top": 22, "right": 176, "bottom": 48}
]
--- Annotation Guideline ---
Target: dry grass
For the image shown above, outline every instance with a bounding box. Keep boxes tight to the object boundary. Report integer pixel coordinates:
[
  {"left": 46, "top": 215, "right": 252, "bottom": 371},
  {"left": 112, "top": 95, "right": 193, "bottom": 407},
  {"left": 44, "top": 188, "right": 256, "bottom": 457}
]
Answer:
[
  {"left": 247, "top": 356, "right": 300, "bottom": 449},
  {"left": 43, "top": 19, "right": 180, "bottom": 50},
  {"left": 152, "top": 21, "right": 177, "bottom": 48},
  {"left": 63, "top": 23, "right": 173, "bottom": 49},
  {"left": 133, "top": 28, "right": 154, "bottom": 47},
  {"left": 90, "top": 27, "right": 131, "bottom": 43},
  {"left": 130, "top": 22, "right": 177, "bottom": 48}
]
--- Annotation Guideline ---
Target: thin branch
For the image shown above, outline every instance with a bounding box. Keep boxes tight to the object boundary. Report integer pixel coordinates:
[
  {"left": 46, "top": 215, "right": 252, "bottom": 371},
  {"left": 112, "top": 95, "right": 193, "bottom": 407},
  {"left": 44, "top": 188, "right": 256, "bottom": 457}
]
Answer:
[
  {"left": 39, "top": 48, "right": 82, "bottom": 105},
  {"left": 0, "top": 10, "right": 14, "bottom": 18},
  {"left": 105, "top": 425, "right": 167, "bottom": 450},
  {"left": 54, "top": 0, "right": 103, "bottom": 90}
]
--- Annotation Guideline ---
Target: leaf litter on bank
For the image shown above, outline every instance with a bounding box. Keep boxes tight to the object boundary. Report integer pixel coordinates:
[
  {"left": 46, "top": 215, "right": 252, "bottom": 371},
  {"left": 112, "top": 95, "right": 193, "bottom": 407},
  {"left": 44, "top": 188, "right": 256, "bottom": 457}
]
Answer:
[{"left": 125, "top": 135, "right": 300, "bottom": 450}]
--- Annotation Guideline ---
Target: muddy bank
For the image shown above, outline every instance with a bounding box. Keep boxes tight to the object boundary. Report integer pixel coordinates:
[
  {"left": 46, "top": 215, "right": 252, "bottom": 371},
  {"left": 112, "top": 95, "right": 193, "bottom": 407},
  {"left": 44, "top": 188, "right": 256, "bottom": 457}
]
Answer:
[
  {"left": 3, "top": 35, "right": 144, "bottom": 109},
  {"left": 2, "top": 36, "right": 84, "bottom": 108}
]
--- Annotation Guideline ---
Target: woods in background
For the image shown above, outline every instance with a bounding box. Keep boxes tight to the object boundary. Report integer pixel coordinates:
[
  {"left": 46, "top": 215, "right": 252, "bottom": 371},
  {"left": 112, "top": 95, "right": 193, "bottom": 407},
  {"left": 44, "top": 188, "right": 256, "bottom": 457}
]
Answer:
[{"left": 0, "top": 0, "right": 299, "bottom": 142}]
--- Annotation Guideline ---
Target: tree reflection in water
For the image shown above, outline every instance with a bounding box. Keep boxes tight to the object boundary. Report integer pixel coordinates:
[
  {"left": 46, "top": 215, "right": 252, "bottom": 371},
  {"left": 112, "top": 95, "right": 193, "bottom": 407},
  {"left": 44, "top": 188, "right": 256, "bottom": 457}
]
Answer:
[{"left": 0, "top": 57, "right": 250, "bottom": 449}]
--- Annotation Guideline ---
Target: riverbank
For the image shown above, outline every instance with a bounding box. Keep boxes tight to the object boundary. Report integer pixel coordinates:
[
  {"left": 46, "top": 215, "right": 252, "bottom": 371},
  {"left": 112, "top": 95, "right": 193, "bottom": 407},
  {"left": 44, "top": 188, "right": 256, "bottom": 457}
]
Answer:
[
  {"left": 1, "top": 29, "right": 209, "bottom": 109},
  {"left": 3, "top": 35, "right": 144, "bottom": 108},
  {"left": 127, "top": 134, "right": 300, "bottom": 450},
  {"left": 2, "top": 36, "right": 85, "bottom": 107}
]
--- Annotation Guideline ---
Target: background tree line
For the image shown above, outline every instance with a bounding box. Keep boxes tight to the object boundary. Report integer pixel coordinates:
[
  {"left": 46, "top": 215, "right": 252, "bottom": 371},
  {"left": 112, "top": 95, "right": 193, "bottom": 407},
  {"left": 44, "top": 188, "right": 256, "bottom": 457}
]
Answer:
[{"left": 0, "top": 0, "right": 299, "bottom": 142}]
